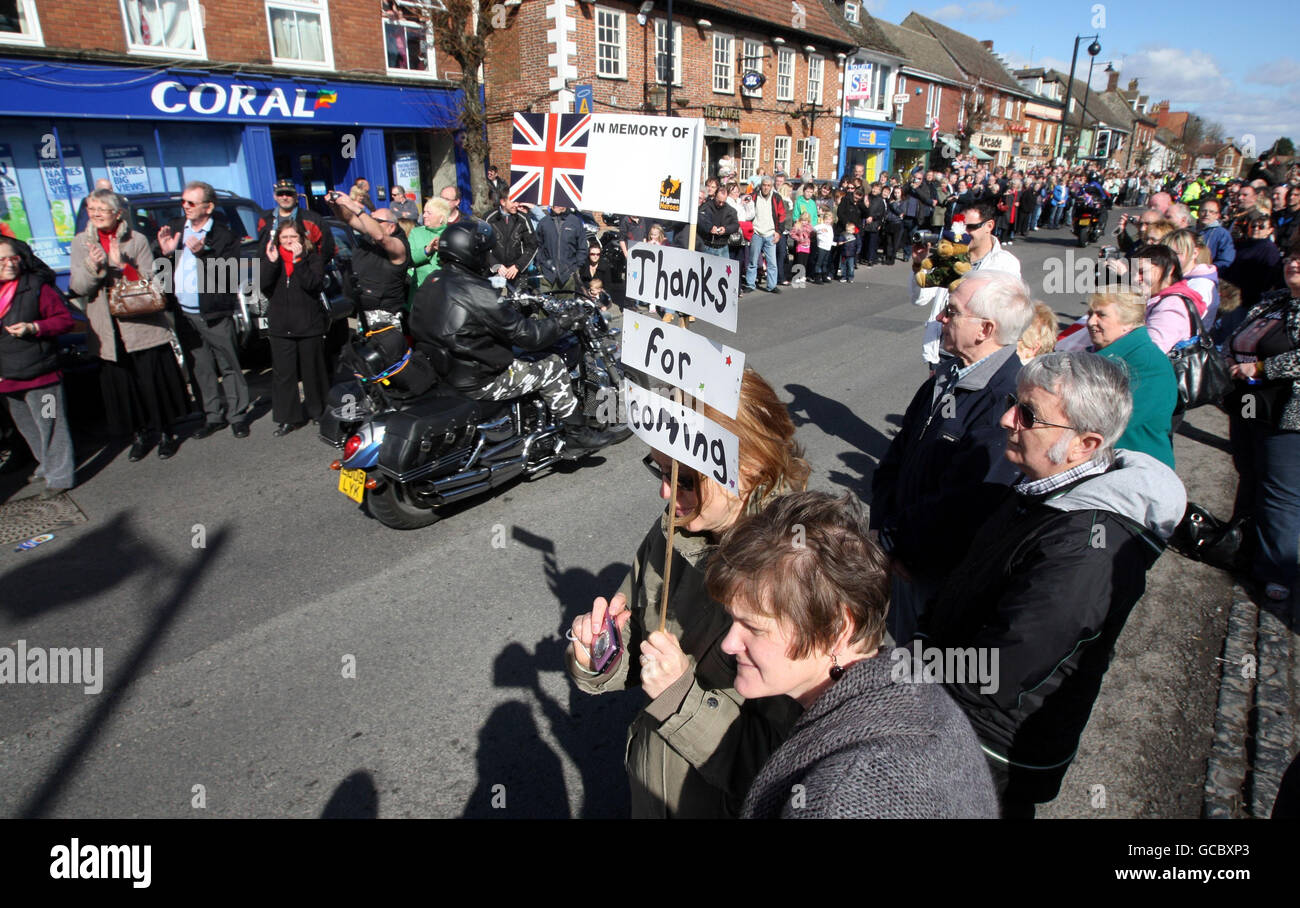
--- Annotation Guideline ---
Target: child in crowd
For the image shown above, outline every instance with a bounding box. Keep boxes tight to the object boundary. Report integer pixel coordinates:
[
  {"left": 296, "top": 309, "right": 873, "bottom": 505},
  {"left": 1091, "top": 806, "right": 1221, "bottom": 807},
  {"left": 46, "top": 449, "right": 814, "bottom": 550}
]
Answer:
[
  {"left": 791, "top": 213, "right": 814, "bottom": 286},
  {"left": 812, "top": 207, "right": 835, "bottom": 285}
]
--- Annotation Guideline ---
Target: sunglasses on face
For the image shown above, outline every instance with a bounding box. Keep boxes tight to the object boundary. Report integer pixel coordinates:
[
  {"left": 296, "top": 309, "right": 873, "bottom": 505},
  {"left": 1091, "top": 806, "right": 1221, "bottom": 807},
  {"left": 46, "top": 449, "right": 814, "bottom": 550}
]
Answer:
[
  {"left": 1006, "top": 393, "right": 1077, "bottom": 431},
  {"left": 181, "top": 199, "right": 208, "bottom": 208},
  {"left": 275, "top": 191, "right": 295, "bottom": 198},
  {"left": 643, "top": 453, "right": 697, "bottom": 492}
]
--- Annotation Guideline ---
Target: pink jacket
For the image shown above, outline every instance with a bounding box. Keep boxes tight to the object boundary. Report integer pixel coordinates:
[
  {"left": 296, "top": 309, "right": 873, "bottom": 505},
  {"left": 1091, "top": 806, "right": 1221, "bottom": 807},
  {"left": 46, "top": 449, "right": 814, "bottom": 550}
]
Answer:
[{"left": 1145, "top": 280, "right": 1206, "bottom": 353}]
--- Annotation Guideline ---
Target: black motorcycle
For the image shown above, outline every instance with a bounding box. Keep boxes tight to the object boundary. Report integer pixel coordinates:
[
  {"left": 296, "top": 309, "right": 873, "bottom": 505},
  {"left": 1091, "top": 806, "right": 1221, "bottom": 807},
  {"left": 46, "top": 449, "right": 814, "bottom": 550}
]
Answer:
[
  {"left": 319, "top": 293, "right": 625, "bottom": 529},
  {"left": 1072, "top": 195, "right": 1109, "bottom": 247}
]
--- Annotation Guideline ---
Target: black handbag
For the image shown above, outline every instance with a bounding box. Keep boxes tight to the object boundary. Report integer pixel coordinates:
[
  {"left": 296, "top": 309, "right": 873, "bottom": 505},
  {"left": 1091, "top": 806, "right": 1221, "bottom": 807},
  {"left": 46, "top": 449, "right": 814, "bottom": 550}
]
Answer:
[
  {"left": 1170, "top": 502, "right": 1249, "bottom": 572},
  {"left": 1167, "top": 294, "right": 1233, "bottom": 413}
]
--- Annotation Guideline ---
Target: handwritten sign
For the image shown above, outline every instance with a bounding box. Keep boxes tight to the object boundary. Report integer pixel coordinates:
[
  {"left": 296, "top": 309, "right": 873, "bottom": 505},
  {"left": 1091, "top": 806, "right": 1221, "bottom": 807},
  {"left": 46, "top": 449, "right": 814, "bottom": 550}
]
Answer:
[
  {"left": 624, "top": 243, "right": 739, "bottom": 332},
  {"left": 621, "top": 315, "right": 744, "bottom": 418},
  {"left": 623, "top": 380, "right": 740, "bottom": 493}
]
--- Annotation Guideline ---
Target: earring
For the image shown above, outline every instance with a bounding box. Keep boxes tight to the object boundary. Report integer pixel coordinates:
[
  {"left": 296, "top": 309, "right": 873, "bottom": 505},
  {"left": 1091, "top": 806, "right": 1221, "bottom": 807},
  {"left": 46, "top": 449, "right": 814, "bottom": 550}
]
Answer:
[{"left": 829, "top": 654, "right": 845, "bottom": 682}]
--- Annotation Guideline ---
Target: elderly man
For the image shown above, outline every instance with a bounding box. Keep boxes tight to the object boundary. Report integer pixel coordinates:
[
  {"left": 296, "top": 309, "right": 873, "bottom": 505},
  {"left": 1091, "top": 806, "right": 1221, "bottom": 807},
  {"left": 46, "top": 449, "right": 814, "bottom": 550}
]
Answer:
[
  {"left": 440, "top": 184, "right": 465, "bottom": 224},
  {"left": 917, "top": 352, "right": 1186, "bottom": 816},
  {"left": 872, "top": 270, "right": 1035, "bottom": 645},
  {"left": 744, "top": 176, "right": 786, "bottom": 294},
  {"left": 1197, "top": 198, "right": 1236, "bottom": 270},
  {"left": 911, "top": 200, "right": 1021, "bottom": 365}
]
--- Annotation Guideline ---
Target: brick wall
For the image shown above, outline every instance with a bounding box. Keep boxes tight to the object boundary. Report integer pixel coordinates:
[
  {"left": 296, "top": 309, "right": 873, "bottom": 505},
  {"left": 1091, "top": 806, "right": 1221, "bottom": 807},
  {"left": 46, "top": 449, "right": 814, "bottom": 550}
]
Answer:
[
  {"left": 484, "top": 0, "right": 845, "bottom": 182},
  {"left": 32, "top": 0, "right": 443, "bottom": 77},
  {"left": 895, "top": 75, "right": 963, "bottom": 134}
]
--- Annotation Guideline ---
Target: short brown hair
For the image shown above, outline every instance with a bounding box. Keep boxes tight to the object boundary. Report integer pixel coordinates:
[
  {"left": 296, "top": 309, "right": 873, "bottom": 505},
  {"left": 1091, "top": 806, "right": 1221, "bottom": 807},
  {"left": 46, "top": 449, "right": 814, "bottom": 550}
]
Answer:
[
  {"left": 706, "top": 491, "right": 890, "bottom": 659},
  {"left": 270, "top": 219, "right": 314, "bottom": 254}
]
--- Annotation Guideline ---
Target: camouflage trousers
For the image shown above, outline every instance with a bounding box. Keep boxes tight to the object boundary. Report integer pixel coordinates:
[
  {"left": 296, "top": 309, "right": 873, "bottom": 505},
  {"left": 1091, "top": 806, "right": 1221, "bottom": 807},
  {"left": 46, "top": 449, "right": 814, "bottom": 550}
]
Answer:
[{"left": 466, "top": 355, "right": 578, "bottom": 419}]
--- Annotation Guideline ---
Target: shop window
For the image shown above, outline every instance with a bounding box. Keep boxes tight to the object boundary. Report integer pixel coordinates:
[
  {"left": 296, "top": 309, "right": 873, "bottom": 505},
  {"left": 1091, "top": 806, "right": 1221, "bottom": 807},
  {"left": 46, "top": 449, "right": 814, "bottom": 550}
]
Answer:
[
  {"left": 384, "top": 17, "right": 435, "bottom": 76},
  {"left": 739, "top": 134, "right": 759, "bottom": 183},
  {"left": 266, "top": 0, "right": 334, "bottom": 70},
  {"left": 120, "top": 0, "right": 206, "bottom": 58},
  {"left": 741, "top": 40, "right": 762, "bottom": 98},
  {"left": 595, "top": 6, "right": 625, "bottom": 79},
  {"left": 0, "top": 0, "right": 43, "bottom": 46},
  {"left": 773, "top": 136, "right": 791, "bottom": 175},
  {"left": 654, "top": 19, "right": 682, "bottom": 86},
  {"left": 712, "top": 33, "right": 733, "bottom": 94},
  {"left": 776, "top": 47, "right": 794, "bottom": 101},
  {"left": 806, "top": 55, "right": 823, "bottom": 105}
]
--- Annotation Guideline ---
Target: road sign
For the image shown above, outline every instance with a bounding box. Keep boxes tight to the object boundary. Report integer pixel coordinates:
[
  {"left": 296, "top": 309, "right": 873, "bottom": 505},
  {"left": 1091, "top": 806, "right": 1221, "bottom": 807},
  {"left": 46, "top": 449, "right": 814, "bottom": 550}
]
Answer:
[
  {"left": 893, "top": 93, "right": 909, "bottom": 105},
  {"left": 574, "top": 84, "right": 593, "bottom": 116}
]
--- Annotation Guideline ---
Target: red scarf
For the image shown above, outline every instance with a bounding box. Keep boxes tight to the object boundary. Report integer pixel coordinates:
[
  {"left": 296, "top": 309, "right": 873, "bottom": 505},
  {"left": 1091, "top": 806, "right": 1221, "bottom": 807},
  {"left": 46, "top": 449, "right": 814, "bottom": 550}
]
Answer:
[
  {"left": 98, "top": 227, "right": 139, "bottom": 281},
  {"left": 0, "top": 278, "right": 16, "bottom": 321},
  {"left": 280, "top": 249, "right": 295, "bottom": 278}
]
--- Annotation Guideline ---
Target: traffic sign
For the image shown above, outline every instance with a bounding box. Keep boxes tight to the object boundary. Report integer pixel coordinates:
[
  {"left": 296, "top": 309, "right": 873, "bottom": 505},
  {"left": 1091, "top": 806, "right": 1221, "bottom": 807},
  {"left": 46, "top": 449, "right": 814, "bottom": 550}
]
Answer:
[{"left": 574, "top": 84, "right": 593, "bottom": 116}]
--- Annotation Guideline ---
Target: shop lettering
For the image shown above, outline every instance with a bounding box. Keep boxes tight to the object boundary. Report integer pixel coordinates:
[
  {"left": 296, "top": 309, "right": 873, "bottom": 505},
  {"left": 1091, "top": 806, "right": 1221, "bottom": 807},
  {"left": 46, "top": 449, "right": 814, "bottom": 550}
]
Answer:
[{"left": 150, "top": 81, "right": 322, "bottom": 119}]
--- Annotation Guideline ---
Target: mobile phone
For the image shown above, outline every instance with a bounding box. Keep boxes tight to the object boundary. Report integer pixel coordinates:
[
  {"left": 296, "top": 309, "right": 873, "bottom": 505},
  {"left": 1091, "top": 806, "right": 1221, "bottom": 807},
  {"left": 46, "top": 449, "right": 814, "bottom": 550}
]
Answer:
[{"left": 590, "top": 611, "right": 623, "bottom": 673}]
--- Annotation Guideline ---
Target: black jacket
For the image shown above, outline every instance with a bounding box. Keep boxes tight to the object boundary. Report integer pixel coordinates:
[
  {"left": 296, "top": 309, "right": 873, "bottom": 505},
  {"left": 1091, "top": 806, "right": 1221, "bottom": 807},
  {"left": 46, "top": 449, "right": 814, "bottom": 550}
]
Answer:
[
  {"left": 870, "top": 346, "right": 1023, "bottom": 582},
  {"left": 697, "top": 199, "right": 739, "bottom": 247},
  {"left": 164, "top": 216, "right": 241, "bottom": 318},
  {"left": 863, "top": 194, "right": 887, "bottom": 232},
  {"left": 485, "top": 208, "right": 539, "bottom": 273},
  {"left": 260, "top": 249, "right": 326, "bottom": 338},
  {"left": 919, "top": 477, "right": 1166, "bottom": 803},
  {"left": 536, "top": 211, "right": 586, "bottom": 284},
  {"left": 0, "top": 272, "right": 61, "bottom": 381},
  {"left": 836, "top": 196, "right": 867, "bottom": 234},
  {"left": 257, "top": 206, "right": 335, "bottom": 263},
  {"left": 409, "top": 265, "right": 568, "bottom": 391}
]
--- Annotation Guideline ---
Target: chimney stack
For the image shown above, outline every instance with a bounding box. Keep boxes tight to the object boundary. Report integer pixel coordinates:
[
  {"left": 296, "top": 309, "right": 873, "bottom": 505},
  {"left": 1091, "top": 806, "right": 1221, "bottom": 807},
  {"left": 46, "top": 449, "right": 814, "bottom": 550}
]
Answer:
[
  {"left": 980, "top": 40, "right": 993, "bottom": 51},
  {"left": 1106, "top": 70, "right": 1119, "bottom": 93},
  {"left": 1127, "top": 78, "right": 1138, "bottom": 92}
]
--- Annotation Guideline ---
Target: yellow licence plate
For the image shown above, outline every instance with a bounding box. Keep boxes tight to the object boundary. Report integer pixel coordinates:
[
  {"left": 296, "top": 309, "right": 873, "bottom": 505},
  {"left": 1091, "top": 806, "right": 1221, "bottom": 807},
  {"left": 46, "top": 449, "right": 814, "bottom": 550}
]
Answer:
[
  {"left": 1079, "top": 217, "right": 1091, "bottom": 225},
  {"left": 338, "top": 468, "right": 366, "bottom": 503}
]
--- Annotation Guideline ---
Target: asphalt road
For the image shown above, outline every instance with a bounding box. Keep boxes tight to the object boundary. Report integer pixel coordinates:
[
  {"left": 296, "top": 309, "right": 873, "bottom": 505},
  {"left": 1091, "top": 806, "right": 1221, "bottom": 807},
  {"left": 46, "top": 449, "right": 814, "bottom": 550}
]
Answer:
[{"left": 0, "top": 215, "right": 1233, "bottom": 818}]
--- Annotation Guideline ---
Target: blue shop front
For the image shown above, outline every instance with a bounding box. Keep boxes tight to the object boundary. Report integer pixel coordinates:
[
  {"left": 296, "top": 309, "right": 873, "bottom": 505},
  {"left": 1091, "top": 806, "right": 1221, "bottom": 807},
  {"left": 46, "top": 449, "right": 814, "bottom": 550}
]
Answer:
[
  {"left": 0, "top": 57, "right": 466, "bottom": 271},
  {"left": 839, "top": 119, "right": 892, "bottom": 182}
]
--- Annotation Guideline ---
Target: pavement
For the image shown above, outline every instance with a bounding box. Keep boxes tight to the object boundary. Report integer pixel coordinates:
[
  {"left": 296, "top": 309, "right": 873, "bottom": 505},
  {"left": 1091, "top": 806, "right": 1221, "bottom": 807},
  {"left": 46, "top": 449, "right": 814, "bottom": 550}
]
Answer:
[{"left": 0, "top": 213, "right": 1286, "bottom": 818}]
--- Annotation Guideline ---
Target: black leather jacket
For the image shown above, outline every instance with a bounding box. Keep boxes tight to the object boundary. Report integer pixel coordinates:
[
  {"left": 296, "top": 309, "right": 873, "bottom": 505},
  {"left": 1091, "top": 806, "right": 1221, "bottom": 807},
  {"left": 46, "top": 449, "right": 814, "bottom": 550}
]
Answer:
[{"left": 409, "top": 265, "right": 568, "bottom": 391}]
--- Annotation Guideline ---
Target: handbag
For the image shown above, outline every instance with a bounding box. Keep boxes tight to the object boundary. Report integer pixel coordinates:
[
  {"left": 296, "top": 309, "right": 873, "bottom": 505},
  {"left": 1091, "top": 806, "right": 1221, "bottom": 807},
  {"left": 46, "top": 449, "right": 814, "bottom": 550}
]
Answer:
[
  {"left": 1166, "top": 294, "right": 1232, "bottom": 412},
  {"left": 108, "top": 276, "right": 166, "bottom": 318},
  {"left": 1170, "top": 502, "right": 1248, "bottom": 572}
]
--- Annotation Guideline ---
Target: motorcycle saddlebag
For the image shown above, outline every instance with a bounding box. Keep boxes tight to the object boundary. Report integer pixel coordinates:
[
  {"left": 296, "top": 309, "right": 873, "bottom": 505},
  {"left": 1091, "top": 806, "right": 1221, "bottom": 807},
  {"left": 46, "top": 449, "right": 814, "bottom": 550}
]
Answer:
[{"left": 377, "top": 395, "right": 482, "bottom": 477}]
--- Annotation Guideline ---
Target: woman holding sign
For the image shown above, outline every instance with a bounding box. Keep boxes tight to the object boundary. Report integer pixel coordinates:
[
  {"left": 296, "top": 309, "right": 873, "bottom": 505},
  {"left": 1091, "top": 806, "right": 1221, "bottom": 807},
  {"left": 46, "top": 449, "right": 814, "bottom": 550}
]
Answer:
[{"left": 567, "top": 369, "right": 811, "bottom": 818}]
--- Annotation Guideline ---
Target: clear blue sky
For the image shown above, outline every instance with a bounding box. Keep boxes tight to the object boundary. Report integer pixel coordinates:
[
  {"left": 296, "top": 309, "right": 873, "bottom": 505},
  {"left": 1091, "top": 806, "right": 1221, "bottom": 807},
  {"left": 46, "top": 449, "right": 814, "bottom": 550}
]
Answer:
[{"left": 867, "top": 0, "right": 1298, "bottom": 152}]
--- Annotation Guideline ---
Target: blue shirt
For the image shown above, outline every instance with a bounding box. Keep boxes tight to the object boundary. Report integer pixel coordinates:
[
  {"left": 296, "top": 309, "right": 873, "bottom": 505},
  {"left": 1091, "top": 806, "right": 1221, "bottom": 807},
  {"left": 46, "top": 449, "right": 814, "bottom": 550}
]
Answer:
[{"left": 176, "top": 220, "right": 210, "bottom": 313}]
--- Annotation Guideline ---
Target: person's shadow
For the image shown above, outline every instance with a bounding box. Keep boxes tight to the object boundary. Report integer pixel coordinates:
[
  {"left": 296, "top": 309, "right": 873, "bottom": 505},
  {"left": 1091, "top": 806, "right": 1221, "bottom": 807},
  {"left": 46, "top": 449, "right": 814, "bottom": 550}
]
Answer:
[{"left": 784, "top": 383, "right": 895, "bottom": 501}]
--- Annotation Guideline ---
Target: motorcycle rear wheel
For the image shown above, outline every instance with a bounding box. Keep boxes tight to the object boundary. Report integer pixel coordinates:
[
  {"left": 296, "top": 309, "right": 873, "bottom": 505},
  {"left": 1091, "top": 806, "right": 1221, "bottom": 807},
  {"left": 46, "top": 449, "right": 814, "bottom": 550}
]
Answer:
[
  {"left": 366, "top": 482, "right": 442, "bottom": 530},
  {"left": 1076, "top": 225, "right": 1089, "bottom": 247}
]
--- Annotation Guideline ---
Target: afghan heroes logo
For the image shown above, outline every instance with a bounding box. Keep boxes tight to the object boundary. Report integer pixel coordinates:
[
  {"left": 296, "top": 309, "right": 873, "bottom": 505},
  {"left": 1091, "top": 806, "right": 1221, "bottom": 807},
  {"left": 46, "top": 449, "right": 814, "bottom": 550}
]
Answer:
[{"left": 658, "top": 175, "right": 683, "bottom": 212}]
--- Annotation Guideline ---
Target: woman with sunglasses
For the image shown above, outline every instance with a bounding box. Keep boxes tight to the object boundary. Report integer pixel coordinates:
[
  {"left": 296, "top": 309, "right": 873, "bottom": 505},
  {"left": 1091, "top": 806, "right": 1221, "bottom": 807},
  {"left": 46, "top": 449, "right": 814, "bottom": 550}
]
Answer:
[
  {"left": 567, "top": 369, "right": 811, "bottom": 818},
  {"left": 1220, "top": 212, "right": 1285, "bottom": 339}
]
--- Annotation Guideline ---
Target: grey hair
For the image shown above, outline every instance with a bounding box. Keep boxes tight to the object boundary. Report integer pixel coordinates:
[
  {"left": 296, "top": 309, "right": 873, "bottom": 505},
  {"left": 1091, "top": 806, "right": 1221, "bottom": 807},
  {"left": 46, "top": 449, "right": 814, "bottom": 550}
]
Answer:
[
  {"left": 963, "top": 270, "right": 1035, "bottom": 345},
  {"left": 1018, "top": 352, "right": 1132, "bottom": 458},
  {"left": 184, "top": 180, "right": 215, "bottom": 203},
  {"left": 88, "top": 187, "right": 125, "bottom": 217}
]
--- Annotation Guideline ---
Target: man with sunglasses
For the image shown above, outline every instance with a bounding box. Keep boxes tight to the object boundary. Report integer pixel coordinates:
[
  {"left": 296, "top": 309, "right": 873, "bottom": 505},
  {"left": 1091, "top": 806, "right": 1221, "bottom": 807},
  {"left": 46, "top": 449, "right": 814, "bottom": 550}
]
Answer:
[
  {"left": 327, "top": 188, "right": 411, "bottom": 330},
  {"left": 911, "top": 199, "right": 1021, "bottom": 366},
  {"left": 917, "top": 352, "right": 1185, "bottom": 817},
  {"left": 873, "top": 270, "right": 1034, "bottom": 646},
  {"left": 157, "top": 180, "right": 249, "bottom": 440}
]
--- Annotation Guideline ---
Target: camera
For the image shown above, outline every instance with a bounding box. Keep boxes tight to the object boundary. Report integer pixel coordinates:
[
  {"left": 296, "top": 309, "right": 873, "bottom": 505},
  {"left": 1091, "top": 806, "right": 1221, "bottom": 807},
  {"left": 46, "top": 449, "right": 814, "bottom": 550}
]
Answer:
[
  {"left": 1098, "top": 245, "right": 1124, "bottom": 260},
  {"left": 911, "top": 229, "right": 941, "bottom": 246}
]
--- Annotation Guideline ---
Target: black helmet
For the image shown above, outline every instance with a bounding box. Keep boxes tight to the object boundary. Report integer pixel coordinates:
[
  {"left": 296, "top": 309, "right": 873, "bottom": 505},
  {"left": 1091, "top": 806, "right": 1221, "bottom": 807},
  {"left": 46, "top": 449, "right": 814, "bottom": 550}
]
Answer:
[{"left": 438, "top": 219, "right": 496, "bottom": 276}]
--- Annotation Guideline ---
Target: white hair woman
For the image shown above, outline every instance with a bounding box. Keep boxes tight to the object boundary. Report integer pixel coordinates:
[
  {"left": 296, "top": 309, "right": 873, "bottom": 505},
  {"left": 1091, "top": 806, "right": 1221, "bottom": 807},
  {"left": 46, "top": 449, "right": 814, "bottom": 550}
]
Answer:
[{"left": 70, "top": 188, "right": 187, "bottom": 461}]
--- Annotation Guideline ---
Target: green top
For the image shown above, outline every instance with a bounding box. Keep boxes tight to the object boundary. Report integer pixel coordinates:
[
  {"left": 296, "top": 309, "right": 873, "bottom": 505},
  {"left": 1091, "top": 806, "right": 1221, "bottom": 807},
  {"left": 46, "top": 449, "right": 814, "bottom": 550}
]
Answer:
[
  {"left": 1096, "top": 325, "right": 1177, "bottom": 468},
  {"left": 407, "top": 223, "right": 446, "bottom": 306},
  {"left": 793, "top": 195, "right": 820, "bottom": 226}
]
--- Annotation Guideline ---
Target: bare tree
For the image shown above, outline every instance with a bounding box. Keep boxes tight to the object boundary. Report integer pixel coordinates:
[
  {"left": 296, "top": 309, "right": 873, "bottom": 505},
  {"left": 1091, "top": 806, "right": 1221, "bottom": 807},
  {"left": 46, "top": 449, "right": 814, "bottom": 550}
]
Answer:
[{"left": 958, "top": 95, "right": 990, "bottom": 155}]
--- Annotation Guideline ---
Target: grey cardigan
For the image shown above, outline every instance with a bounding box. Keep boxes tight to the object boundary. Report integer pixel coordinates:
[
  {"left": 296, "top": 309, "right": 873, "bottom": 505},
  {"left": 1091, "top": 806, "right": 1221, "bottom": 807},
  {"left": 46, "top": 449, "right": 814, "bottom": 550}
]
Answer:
[{"left": 741, "top": 654, "right": 1000, "bottom": 818}]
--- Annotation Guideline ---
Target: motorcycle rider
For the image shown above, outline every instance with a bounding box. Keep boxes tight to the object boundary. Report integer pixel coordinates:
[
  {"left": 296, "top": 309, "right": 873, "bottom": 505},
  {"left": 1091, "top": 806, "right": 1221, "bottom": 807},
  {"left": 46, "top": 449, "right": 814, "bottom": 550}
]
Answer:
[{"left": 410, "top": 220, "right": 621, "bottom": 457}]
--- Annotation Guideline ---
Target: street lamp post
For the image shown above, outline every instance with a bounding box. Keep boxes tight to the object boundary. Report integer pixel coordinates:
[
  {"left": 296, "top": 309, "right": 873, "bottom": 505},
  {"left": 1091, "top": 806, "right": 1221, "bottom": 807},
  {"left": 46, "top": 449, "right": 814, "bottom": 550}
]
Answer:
[{"left": 1055, "top": 34, "right": 1100, "bottom": 162}]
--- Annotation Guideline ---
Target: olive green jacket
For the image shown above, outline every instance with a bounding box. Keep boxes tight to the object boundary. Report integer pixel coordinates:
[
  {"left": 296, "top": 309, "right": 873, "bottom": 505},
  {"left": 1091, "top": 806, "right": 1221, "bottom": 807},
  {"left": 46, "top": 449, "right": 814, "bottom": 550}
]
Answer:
[{"left": 568, "top": 511, "right": 802, "bottom": 818}]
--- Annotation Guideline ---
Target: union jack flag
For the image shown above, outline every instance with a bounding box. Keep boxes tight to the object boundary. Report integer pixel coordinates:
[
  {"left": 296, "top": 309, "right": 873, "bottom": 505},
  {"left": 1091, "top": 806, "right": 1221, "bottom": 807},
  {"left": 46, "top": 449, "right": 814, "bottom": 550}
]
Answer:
[{"left": 509, "top": 112, "right": 591, "bottom": 208}]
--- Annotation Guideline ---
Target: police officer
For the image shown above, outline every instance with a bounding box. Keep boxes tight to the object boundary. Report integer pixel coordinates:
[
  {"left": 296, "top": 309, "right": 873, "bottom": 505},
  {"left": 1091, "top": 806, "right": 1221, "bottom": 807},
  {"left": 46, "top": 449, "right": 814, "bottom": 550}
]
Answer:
[
  {"left": 409, "top": 221, "right": 623, "bottom": 457},
  {"left": 327, "top": 188, "right": 409, "bottom": 330}
]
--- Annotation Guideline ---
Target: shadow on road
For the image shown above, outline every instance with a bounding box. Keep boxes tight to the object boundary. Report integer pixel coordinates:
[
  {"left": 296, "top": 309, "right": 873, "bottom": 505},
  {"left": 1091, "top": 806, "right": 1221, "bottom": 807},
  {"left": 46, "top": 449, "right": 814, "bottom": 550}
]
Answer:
[
  {"left": 1177, "top": 420, "right": 1234, "bottom": 455},
  {"left": 14, "top": 525, "right": 230, "bottom": 818},
  {"left": 320, "top": 770, "right": 379, "bottom": 818},
  {"left": 785, "top": 383, "right": 894, "bottom": 500}
]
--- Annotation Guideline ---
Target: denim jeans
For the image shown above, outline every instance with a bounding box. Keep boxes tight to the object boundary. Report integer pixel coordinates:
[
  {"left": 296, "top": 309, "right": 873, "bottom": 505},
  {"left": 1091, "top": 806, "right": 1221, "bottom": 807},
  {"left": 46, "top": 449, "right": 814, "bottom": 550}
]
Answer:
[
  {"left": 813, "top": 247, "right": 830, "bottom": 279},
  {"left": 700, "top": 243, "right": 730, "bottom": 258},
  {"left": 746, "top": 232, "right": 778, "bottom": 290},
  {"left": 1231, "top": 413, "right": 1300, "bottom": 587},
  {"left": 838, "top": 235, "right": 858, "bottom": 280}
]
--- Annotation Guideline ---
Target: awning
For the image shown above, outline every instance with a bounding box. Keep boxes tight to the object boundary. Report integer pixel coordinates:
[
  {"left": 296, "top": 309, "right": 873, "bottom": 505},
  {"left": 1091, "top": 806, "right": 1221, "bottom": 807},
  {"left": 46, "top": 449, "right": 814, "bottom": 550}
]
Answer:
[
  {"left": 970, "top": 146, "right": 994, "bottom": 161},
  {"left": 705, "top": 125, "right": 740, "bottom": 140},
  {"left": 890, "top": 128, "right": 932, "bottom": 151}
]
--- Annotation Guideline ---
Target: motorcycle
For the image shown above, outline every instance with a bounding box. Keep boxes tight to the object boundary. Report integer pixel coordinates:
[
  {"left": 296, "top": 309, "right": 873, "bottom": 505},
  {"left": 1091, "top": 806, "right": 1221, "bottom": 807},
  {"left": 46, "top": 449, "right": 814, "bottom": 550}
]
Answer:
[
  {"left": 319, "top": 293, "right": 625, "bottom": 530},
  {"left": 1072, "top": 195, "right": 1109, "bottom": 247}
]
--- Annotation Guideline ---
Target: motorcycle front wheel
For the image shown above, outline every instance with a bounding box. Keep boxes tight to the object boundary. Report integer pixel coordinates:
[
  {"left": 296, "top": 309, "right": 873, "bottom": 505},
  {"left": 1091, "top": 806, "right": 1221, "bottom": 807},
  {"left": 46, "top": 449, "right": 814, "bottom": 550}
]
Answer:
[{"left": 366, "top": 481, "right": 442, "bottom": 530}]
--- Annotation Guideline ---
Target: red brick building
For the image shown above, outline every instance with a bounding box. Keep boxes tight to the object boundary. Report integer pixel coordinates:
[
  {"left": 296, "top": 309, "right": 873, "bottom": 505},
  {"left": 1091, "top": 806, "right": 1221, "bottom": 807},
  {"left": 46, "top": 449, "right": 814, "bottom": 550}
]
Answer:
[{"left": 483, "top": 1, "right": 854, "bottom": 185}]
